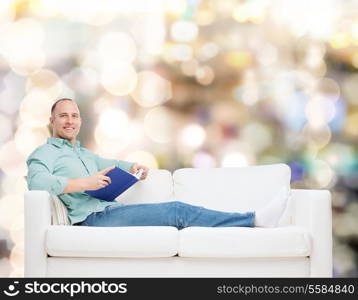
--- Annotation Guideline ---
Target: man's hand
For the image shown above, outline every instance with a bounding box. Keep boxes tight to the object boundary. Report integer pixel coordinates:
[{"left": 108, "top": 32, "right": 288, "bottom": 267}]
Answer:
[
  {"left": 130, "top": 164, "right": 149, "bottom": 180},
  {"left": 84, "top": 166, "right": 115, "bottom": 191}
]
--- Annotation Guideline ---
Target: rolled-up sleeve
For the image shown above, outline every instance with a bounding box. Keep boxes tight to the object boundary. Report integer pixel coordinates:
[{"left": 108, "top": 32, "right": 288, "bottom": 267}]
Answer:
[
  {"left": 93, "top": 153, "right": 135, "bottom": 173},
  {"left": 27, "top": 158, "right": 68, "bottom": 195}
]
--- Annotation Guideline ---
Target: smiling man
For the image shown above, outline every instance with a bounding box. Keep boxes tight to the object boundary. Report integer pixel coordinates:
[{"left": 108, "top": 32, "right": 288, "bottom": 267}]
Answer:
[
  {"left": 27, "top": 98, "right": 148, "bottom": 225},
  {"left": 26, "top": 98, "right": 290, "bottom": 228}
]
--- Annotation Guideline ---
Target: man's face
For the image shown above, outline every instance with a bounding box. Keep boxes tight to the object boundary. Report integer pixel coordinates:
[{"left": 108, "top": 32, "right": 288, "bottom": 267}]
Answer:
[{"left": 50, "top": 100, "right": 82, "bottom": 144}]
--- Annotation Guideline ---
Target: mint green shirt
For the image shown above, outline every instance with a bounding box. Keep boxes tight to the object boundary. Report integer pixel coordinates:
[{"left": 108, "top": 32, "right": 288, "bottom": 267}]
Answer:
[{"left": 26, "top": 137, "right": 135, "bottom": 225}]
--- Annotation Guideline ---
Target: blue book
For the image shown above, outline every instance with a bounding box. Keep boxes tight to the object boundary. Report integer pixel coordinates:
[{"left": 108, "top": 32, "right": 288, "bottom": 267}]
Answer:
[{"left": 84, "top": 167, "right": 142, "bottom": 201}]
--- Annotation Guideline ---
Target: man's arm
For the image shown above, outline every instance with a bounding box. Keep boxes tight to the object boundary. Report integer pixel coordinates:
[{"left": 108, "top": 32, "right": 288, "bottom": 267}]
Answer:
[
  {"left": 27, "top": 156, "right": 115, "bottom": 195},
  {"left": 27, "top": 158, "right": 68, "bottom": 195},
  {"left": 90, "top": 151, "right": 149, "bottom": 180},
  {"left": 62, "top": 166, "right": 115, "bottom": 193}
]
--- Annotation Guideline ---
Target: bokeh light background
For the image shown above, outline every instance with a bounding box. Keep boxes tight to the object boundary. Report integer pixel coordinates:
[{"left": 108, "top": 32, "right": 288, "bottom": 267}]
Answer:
[{"left": 0, "top": 0, "right": 357, "bottom": 277}]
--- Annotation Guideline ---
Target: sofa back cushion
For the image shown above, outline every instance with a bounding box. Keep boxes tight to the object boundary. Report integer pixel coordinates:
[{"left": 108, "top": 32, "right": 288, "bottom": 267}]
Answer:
[
  {"left": 116, "top": 169, "right": 174, "bottom": 205},
  {"left": 173, "top": 164, "right": 291, "bottom": 213}
]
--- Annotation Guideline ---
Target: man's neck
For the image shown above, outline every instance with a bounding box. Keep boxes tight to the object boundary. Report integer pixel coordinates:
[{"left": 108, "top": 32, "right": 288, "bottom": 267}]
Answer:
[{"left": 52, "top": 135, "right": 76, "bottom": 146}]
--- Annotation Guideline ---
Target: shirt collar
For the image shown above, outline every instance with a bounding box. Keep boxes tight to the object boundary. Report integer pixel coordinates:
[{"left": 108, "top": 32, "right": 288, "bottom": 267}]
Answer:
[{"left": 47, "top": 137, "right": 81, "bottom": 148}]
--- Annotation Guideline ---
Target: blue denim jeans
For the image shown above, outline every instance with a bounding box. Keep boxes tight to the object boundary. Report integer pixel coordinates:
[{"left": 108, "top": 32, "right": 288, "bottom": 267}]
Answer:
[{"left": 75, "top": 201, "right": 255, "bottom": 229}]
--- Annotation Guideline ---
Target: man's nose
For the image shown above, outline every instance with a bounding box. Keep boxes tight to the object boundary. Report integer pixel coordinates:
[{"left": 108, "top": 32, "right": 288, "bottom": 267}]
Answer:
[{"left": 66, "top": 117, "right": 74, "bottom": 124}]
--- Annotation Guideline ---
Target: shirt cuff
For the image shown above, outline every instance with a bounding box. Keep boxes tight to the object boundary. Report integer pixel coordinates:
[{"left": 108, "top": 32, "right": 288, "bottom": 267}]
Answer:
[{"left": 116, "top": 161, "right": 136, "bottom": 173}]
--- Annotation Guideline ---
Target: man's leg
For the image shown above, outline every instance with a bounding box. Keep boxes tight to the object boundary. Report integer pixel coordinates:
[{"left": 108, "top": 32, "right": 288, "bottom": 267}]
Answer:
[{"left": 77, "top": 201, "right": 255, "bottom": 228}]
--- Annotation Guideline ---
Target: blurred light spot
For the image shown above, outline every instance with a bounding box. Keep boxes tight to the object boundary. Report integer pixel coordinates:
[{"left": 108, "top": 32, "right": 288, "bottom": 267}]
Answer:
[
  {"left": 29, "top": 0, "right": 59, "bottom": 17},
  {"left": 344, "top": 112, "right": 358, "bottom": 139},
  {"left": 180, "top": 124, "right": 206, "bottom": 149},
  {"left": 0, "top": 113, "right": 12, "bottom": 144},
  {"left": 328, "top": 98, "right": 346, "bottom": 132},
  {"left": 165, "top": 0, "right": 187, "bottom": 15},
  {"left": 320, "top": 143, "right": 356, "bottom": 175},
  {"left": 168, "top": 44, "right": 193, "bottom": 61},
  {"left": 8, "top": 241, "right": 24, "bottom": 275},
  {"left": 233, "top": 69, "right": 259, "bottom": 106},
  {"left": 0, "top": 194, "right": 20, "bottom": 228},
  {"left": 125, "top": 150, "right": 158, "bottom": 169},
  {"left": 329, "top": 32, "right": 351, "bottom": 49},
  {"left": 95, "top": 114, "right": 142, "bottom": 155},
  {"left": 144, "top": 106, "right": 174, "bottom": 143},
  {"left": 181, "top": 59, "right": 199, "bottom": 76},
  {"left": 98, "top": 109, "right": 129, "bottom": 139},
  {"left": 130, "top": 14, "right": 165, "bottom": 56},
  {"left": 241, "top": 122, "right": 272, "bottom": 153},
  {"left": 309, "top": 159, "right": 336, "bottom": 188},
  {"left": 257, "top": 44, "right": 278, "bottom": 66},
  {"left": 19, "top": 90, "right": 54, "bottom": 127},
  {"left": 195, "top": 65, "right": 215, "bottom": 85},
  {"left": 192, "top": 151, "right": 216, "bottom": 168},
  {"left": 93, "top": 95, "right": 114, "bottom": 114},
  {"left": 0, "top": 19, "right": 46, "bottom": 75},
  {"left": 302, "top": 124, "right": 332, "bottom": 149},
  {"left": 100, "top": 63, "right": 137, "bottom": 96},
  {"left": 1, "top": 176, "right": 27, "bottom": 196},
  {"left": 131, "top": 71, "right": 172, "bottom": 107},
  {"left": 0, "top": 72, "right": 25, "bottom": 115},
  {"left": 195, "top": 9, "right": 215, "bottom": 26},
  {"left": 342, "top": 74, "right": 358, "bottom": 105},
  {"left": 232, "top": 4, "right": 251, "bottom": 23},
  {"left": 225, "top": 51, "right": 252, "bottom": 68},
  {"left": 62, "top": 67, "right": 98, "bottom": 97},
  {"left": 98, "top": 32, "right": 137, "bottom": 63},
  {"left": 197, "top": 43, "right": 220, "bottom": 61},
  {"left": 14, "top": 125, "right": 49, "bottom": 158},
  {"left": 317, "top": 77, "right": 340, "bottom": 101},
  {"left": 271, "top": 0, "right": 336, "bottom": 39},
  {"left": 280, "top": 91, "right": 307, "bottom": 131},
  {"left": 305, "top": 96, "right": 336, "bottom": 128},
  {"left": 0, "top": 19, "right": 44, "bottom": 56},
  {"left": 57, "top": 0, "right": 117, "bottom": 25},
  {"left": 94, "top": 126, "right": 129, "bottom": 155},
  {"left": 170, "top": 20, "right": 198, "bottom": 43},
  {"left": 0, "top": 0, "right": 15, "bottom": 24},
  {"left": 0, "top": 141, "right": 26, "bottom": 176},
  {"left": 221, "top": 152, "right": 249, "bottom": 167},
  {"left": 9, "top": 51, "right": 46, "bottom": 76},
  {"left": 26, "top": 69, "right": 63, "bottom": 98}
]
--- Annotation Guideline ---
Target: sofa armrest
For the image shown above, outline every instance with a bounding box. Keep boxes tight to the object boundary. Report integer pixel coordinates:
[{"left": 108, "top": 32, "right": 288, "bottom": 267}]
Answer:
[
  {"left": 24, "top": 190, "right": 52, "bottom": 277},
  {"left": 291, "top": 189, "right": 332, "bottom": 277}
]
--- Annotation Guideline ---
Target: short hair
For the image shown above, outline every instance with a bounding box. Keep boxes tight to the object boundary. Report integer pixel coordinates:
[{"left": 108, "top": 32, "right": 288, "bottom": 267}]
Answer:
[{"left": 51, "top": 98, "right": 76, "bottom": 115}]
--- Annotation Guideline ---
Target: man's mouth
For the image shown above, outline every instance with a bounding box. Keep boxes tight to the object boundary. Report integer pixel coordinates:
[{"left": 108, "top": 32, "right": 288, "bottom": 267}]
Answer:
[{"left": 64, "top": 127, "right": 75, "bottom": 132}]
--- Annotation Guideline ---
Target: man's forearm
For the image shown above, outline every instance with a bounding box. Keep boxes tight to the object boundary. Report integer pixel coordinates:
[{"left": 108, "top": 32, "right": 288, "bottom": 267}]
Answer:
[{"left": 62, "top": 178, "right": 88, "bottom": 194}]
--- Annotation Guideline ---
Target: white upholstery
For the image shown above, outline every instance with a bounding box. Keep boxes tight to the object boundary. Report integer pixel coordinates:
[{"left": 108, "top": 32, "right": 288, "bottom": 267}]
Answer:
[
  {"left": 24, "top": 164, "right": 332, "bottom": 277},
  {"left": 178, "top": 226, "right": 311, "bottom": 258},
  {"left": 116, "top": 169, "right": 174, "bottom": 205},
  {"left": 47, "top": 257, "right": 310, "bottom": 277},
  {"left": 173, "top": 164, "right": 291, "bottom": 212},
  {"left": 46, "top": 226, "right": 178, "bottom": 257}
]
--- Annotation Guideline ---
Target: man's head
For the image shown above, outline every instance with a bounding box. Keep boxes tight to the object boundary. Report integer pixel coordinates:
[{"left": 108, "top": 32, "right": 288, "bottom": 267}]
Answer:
[{"left": 50, "top": 98, "right": 82, "bottom": 145}]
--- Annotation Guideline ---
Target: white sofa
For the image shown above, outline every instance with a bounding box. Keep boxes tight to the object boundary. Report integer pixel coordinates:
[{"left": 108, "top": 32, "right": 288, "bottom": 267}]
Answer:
[{"left": 24, "top": 164, "right": 332, "bottom": 277}]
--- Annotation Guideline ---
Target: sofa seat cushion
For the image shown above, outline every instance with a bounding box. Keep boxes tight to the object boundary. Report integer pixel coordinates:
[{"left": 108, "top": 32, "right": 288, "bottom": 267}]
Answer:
[
  {"left": 46, "top": 226, "right": 179, "bottom": 258},
  {"left": 178, "top": 226, "right": 311, "bottom": 258}
]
